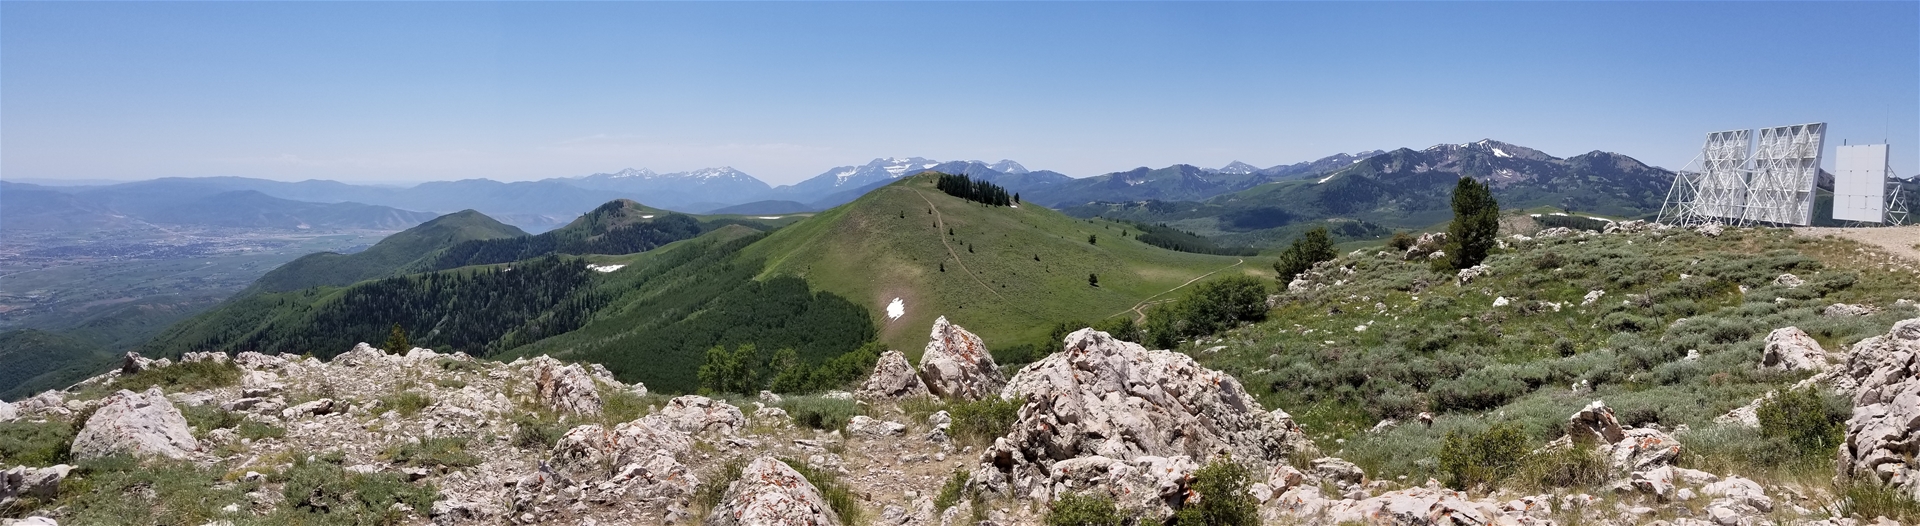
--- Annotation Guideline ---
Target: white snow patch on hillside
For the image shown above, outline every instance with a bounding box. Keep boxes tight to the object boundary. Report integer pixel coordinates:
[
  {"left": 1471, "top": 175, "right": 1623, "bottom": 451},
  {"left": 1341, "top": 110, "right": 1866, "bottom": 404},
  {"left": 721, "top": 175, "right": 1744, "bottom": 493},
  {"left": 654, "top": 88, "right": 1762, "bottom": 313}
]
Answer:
[
  {"left": 641, "top": 215, "right": 655, "bottom": 219},
  {"left": 1493, "top": 148, "right": 1511, "bottom": 158},
  {"left": 886, "top": 298, "right": 905, "bottom": 320},
  {"left": 757, "top": 216, "right": 782, "bottom": 220},
  {"left": 1317, "top": 173, "right": 1338, "bottom": 184},
  {"left": 588, "top": 264, "right": 625, "bottom": 273}
]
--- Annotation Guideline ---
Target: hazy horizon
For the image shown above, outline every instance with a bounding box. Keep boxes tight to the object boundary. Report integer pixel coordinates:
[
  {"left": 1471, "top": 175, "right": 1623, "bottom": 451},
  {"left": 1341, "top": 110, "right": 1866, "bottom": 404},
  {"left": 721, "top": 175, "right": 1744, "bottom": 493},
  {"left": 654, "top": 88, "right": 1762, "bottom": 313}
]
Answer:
[{"left": 5, "top": 2, "right": 1915, "bottom": 185}]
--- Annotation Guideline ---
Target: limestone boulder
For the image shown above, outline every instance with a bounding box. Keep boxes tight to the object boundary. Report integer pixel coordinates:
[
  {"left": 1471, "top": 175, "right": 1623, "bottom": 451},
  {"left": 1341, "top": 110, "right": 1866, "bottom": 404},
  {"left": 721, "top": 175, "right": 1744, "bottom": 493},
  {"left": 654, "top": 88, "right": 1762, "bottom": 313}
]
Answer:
[
  {"left": 332, "top": 342, "right": 389, "bottom": 366},
  {"left": 917, "top": 317, "right": 1004, "bottom": 400},
  {"left": 845, "top": 416, "right": 907, "bottom": 438},
  {"left": 1762, "top": 327, "right": 1830, "bottom": 372},
  {"left": 855, "top": 350, "right": 928, "bottom": 401},
  {"left": 1404, "top": 232, "right": 1448, "bottom": 260},
  {"left": 526, "top": 356, "right": 603, "bottom": 416},
  {"left": 70, "top": 387, "right": 198, "bottom": 460},
  {"left": 704, "top": 456, "right": 839, "bottom": 526},
  {"left": 1824, "top": 303, "right": 1881, "bottom": 317},
  {"left": 978, "top": 328, "right": 1316, "bottom": 519},
  {"left": 642, "top": 395, "right": 746, "bottom": 436},
  {"left": 1838, "top": 318, "right": 1920, "bottom": 501},
  {"left": 0, "top": 465, "right": 71, "bottom": 510},
  {"left": 548, "top": 419, "right": 695, "bottom": 502},
  {"left": 1321, "top": 486, "right": 1490, "bottom": 526},
  {"left": 0, "top": 400, "right": 15, "bottom": 423}
]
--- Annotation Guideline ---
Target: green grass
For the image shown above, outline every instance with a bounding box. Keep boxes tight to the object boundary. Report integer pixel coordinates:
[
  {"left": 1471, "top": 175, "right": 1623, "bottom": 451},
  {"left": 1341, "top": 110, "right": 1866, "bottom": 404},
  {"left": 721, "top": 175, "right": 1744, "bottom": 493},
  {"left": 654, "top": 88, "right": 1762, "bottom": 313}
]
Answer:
[
  {"left": 780, "top": 458, "right": 862, "bottom": 525},
  {"left": 97, "top": 359, "right": 242, "bottom": 398},
  {"left": 378, "top": 391, "right": 433, "bottom": 417},
  {"left": 274, "top": 454, "right": 440, "bottom": 525},
  {"left": 948, "top": 397, "right": 1022, "bottom": 446},
  {"left": 47, "top": 455, "right": 257, "bottom": 525},
  {"left": 1170, "top": 226, "right": 1920, "bottom": 488},
  {"left": 381, "top": 436, "right": 481, "bottom": 469},
  {"left": 738, "top": 173, "right": 1263, "bottom": 359},
  {"left": 777, "top": 396, "right": 864, "bottom": 432},
  {"left": 0, "top": 419, "right": 76, "bottom": 466}
]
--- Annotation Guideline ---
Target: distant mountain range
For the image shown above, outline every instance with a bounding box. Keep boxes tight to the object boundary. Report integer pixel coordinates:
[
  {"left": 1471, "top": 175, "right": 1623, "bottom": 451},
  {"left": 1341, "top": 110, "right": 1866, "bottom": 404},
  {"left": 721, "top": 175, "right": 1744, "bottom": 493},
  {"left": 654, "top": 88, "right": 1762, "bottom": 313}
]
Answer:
[{"left": 3, "top": 142, "right": 1684, "bottom": 237}]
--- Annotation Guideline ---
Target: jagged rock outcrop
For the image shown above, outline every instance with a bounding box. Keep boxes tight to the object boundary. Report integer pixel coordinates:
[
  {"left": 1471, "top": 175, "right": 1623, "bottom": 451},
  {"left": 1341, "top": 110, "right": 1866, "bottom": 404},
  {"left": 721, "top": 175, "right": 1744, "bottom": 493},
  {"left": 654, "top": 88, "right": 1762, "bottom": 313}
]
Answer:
[
  {"left": 1565, "top": 400, "right": 1680, "bottom": 473},
  {"left": 643, "top": 395, "right": 745, "bottom": 436},
  {"left": 1775, "top": 273, "right": 1806, "bottom": 288},
  {"left": 332, "top": 342, "right": 388, "bottom": 367},
  {"left": 917, "top": 317, "right": 1004, "bottom": 400},
  {"left": 545, "top": 419, "right": 696, "bottom": 503},
  {"left": 0, "top": 465, "right": 70, "bottom": 511},
  {"left": 976, "top": 328, "right": 1315, "bottom": 516},
  {"left": 845, "top": 416, "right": 907, "bottom": 438},
  {"left": 705, "top": 456, "right": 839, "bottom": 526},
  {"left": 1763, "top": 327, "right": 1831, "bottom": 372},
  {"left": 1455, "top": 264, "right": 1491, "bottom": 285},
  {"left": 1404, "top": 232, "right": 1447, "bottom": 260},
  {"left": 69, "top": 387, "right": 198, "bottom": 460},
  {"left": 855, "top": 350, "right": 929, "bottom": 401},
  {"left": 1838, "top": 318, "right": 1920, "bottom": 501},
  {"left": 527, "top": 356, "right": 604, "bottom": 416}
]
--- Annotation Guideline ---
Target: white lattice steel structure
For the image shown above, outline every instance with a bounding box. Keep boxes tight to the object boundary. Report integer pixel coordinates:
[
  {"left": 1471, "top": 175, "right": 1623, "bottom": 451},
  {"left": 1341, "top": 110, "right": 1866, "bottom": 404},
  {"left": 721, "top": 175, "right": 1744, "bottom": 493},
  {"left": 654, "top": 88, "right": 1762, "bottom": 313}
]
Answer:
[{"left": 1659, "top": 123, "right": 1827, "bottom": 227}]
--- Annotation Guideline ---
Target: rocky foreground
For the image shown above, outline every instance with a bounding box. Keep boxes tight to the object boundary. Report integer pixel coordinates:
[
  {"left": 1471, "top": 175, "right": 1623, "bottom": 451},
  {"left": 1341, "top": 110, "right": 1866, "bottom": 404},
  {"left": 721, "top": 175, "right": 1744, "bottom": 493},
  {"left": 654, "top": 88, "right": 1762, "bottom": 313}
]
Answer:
[{"left": 2, "top": 311, "right": 1917, "bottom": 525}]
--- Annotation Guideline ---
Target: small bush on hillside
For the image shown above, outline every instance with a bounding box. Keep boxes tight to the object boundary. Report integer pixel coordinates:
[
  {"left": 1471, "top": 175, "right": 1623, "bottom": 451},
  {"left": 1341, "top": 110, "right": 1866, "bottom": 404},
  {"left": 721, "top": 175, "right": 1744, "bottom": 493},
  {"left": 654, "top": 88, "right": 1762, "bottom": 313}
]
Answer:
[
  {"left": 180, "top": 405, "right": 244, "bottom": 436},
  {"left": 949, "top": 397, "right": 1022, "bottom": 445},
  {"left": 934, "top": 470, "right": 970, "bottom": 512},
  {"left": 0, "top": 420, "right": 74, "bottom": 467},
  {"left": 1511, "top": 445, "right": 1609, "bottom": 491},
  {"left": 1838, "top": 479, "right": 1920, "bottom": 522},
  {"left": 1145, "top": 276, "right": 1270, "bottom": 348},
  {"left": 1273, "top": 227, "right": 1337, "bottom": 282},
  {"left": 382, "top": 436, "right": 480, "bottom": 469},
  {"left": 1387, "top": 231, "right": 1417, "bottom": 251},
  {"left": 277, "top": 454, "right": 437, "bottom": 524},
  {"left": 236, "top": 420, "right": 286, "bottom": 441},
  {"left": 693, "top": 457, "right": 747, "bottom": 516},
  {"left": 1438, "top": 423, "right": 1527, "bottom": 492},
  {"left": 379, "top": 391, "right": 433, "bottom": 417},
  {"left": 698, "top": 343, "right": 761, "bottom": 396},
  {"left": 511, "top": 412, "right": 567, "bottom": 451},
  {"left": 1047, "top": 492, "right": 1127, "bottom": 526},
  {"left": 781, "top": 459, "right": 862, "bottom": 525},
  {"left": 1757, "top": 387, "right": 1847, "bottom": 457},
  {"left": 779, "top": 396, "right": 863, "bottom": 432},
  {"left": 111, "top": 360, "right": 241, "bottom": 395},
  {"left": 1173, "top": 458, "right": 1257, "bottom": 526}
]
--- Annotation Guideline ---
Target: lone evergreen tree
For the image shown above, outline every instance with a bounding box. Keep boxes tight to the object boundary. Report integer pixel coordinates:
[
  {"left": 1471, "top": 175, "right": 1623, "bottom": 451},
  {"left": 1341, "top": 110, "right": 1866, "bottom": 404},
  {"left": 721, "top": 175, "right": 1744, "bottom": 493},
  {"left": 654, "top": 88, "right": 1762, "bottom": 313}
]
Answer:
[
  {"left": 1089, "top": 273, "right": 1099, "bottom": 287},
  {"left": 1088, "top": 234, "right": 1097, "bottom": 245},
  {"left": 384, "top": 323, "right": 409, "bottom": 352},
  {"left": 1445, "top": 177, "right": 1501, "bottom": 270},
  {"left": 1273, "top": 227, "right": 1337, "bottom": 281}
]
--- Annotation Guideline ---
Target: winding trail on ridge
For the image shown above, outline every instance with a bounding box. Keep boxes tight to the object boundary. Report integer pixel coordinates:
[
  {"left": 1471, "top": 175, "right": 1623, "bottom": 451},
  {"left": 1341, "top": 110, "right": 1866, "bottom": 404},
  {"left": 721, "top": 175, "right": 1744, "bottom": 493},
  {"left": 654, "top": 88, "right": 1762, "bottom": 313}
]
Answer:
[
  {"left": 910, "top": 189, "right": 1030, "bottom": 316},
  {"left": 1110, "top": 258, "right": 1246, "bottom": 323}
]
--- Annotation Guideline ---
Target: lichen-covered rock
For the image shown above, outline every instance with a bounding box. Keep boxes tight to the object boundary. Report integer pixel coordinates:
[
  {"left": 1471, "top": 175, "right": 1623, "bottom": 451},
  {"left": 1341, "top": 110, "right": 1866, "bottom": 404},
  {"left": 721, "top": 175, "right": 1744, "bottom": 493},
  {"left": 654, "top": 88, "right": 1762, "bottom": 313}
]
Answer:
[
  {"left": 642, "top": 395, "right": 745, "bottom": 436},
  {"left": 332, "top": 342, "right": 388, "bottom": 367},
  {"left": 1762, "top": 327, "right": 1830, "bottom": 372},
  {"left": 916, "top": 317, "right": 1003, "bottom": 401},
  {"left": 0, "top": 400, "right": 15, "bottom": 422},
  {"left": 547, "top": 419, "right": 695, "bottom": 502},
  {"left": 1320, "top": 486, "right": 1490, "bottom": 525},
  {"left": 1838, "top": 318, "right": 1920, "bottom": 501},
  {"left": 1454, "top": 264, "right": 1491, "bottom": 285},
  {"left": 705, "top": 456, "right": 839, "bottom": 526},
  {"left": 845, "top": 416, "right": 906, "bottom": 438},
  {"left": 1569, "top": 400, "right": 1625, "bottom": 444},
  {"left": 978, "top": 328, "right": 1315, "bottom": 518},
  {"left": 1774, "top": 273, "right": 1806, "bottom": 288},
  {"left": 526, "top": 356, "right": 603, "bottom": 416},
  {"left": 855, "top": 350, "right": 928, "bottom": 401},
  {"left": 179, "top": 351, "right": 228, "bottom": 364},
  {"left": 70, "top": 387, "right": 198, "bottom": 460},
  {"left": 1566, "top": 400, "right": 1679, "bottom": 473},
  {"left": 120, "top": 351, "right": 152, "bottom": 375},
  {"left": 1824, "top": 303, "right": 1881, "bottom": 317},
  {"left": 1403, "top": 232, "right": 1448, "bottom": 260},
  {"left": 0, "top": 465, "right": 71, "bottom": 510}
]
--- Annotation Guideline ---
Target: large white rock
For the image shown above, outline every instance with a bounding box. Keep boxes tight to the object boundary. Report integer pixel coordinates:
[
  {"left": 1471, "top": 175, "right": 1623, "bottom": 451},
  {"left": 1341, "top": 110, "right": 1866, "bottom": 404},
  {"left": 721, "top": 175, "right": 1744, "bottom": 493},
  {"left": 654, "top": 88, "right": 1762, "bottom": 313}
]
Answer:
[
  {"left": 70, "top": 387, "right": 199, "bottom": 460},
  {"left": 526, "top": 356, "right": 603, "bottom": 416},
  {"left": 331, "top": 342, "right": 388, "bottom": 367},
  {"left": 977, "top": 328, "right": 1316, "bottom": 519},
  {"left": 549, "top": 419, "right": 695, "bottom": 500},
  {"left": 855, "top": 350, "right": 929, "bottom": 401},
  {"left": 704, "top": 456, "right": 838, "bottom": 526},
  {"left": 916, "top": 317, "right": 1004, "bottom": 401},
  {"left": 1838, "top": 318, "right": 1920, "bottom": 501},
  {"left": 0, "top": 465, "right": 71, "bottom": 510},
  {"left": 1761, "top": 327, "right": 1830, "bottom": 372},
  {"left": 642, "top": 395, "right": 745, "bottom": 436},
  {"left": 0, "top": 400, "right": 15, "bottom": 422},
  {"left": 1322, "top": 486, "right": 1490, "bottom": 526}
]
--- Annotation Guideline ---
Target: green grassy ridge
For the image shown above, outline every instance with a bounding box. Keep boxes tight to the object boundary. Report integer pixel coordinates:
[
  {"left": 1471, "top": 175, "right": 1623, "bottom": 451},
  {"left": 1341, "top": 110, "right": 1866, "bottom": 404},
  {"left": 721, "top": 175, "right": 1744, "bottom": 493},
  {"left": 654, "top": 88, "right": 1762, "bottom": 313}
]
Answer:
[
  {"left": 1170, "top": 226, "right": 1919, "bottom": 483},
  {"left": 736, "top": 173, "right": 1265, "bottom": 358},
  {"left": 245, "top": 210, "right": 528, "bottom": 294},
  {"left": 0, "top": 329, "right": 117, "bottom": 401}
]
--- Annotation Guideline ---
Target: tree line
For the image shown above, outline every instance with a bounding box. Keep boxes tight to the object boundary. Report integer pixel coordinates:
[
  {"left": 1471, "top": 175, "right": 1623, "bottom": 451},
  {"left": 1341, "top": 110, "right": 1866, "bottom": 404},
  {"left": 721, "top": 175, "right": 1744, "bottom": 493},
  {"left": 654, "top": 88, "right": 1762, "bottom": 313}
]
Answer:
[
  {"left": 934, "top": 173, "right": 1016, "bottom": 207},
  {"left": 424, "top": 213, "right": 705, "bottom": 271}
]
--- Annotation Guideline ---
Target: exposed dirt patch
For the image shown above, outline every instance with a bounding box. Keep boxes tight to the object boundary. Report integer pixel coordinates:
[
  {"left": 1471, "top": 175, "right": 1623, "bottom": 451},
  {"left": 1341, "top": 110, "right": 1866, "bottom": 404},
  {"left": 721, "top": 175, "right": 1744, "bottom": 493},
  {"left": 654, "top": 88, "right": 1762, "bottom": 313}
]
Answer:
[{"left": 1793, "top": 225, "right": 1920, "bottom": 263}]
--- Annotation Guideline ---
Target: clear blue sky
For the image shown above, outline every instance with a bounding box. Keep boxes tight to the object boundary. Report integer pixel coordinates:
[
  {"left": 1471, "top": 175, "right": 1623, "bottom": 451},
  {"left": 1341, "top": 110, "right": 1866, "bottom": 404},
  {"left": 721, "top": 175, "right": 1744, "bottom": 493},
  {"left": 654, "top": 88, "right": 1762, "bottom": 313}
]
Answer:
[{"left": 4, "top": 2, "right": 1915, "bottom": 185}]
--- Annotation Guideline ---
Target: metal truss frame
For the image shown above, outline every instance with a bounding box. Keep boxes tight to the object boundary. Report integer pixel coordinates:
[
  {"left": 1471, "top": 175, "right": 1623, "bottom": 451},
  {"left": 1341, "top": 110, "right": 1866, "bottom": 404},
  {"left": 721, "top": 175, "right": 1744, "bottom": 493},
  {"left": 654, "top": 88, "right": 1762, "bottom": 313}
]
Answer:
[{"left": 1659, "top": 124, "right": 1829, "bottom": 228}]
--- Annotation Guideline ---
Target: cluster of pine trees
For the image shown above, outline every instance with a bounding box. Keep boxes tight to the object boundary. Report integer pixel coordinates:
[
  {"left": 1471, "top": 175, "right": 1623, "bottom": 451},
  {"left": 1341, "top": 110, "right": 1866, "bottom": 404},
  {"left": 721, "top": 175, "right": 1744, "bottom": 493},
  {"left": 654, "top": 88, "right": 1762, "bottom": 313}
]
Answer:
[
  {"left": 176, "top": 255, "right": 604, "bottom": 358},
  {"left": 934, "top": 173, "right": 1015, "bottom": 206},
  {"left": 1128, "top": 221, "right": 1259, "bottom": 256},
  {"left": 425, "top": 214, "right": 704, "bottom": 271}
]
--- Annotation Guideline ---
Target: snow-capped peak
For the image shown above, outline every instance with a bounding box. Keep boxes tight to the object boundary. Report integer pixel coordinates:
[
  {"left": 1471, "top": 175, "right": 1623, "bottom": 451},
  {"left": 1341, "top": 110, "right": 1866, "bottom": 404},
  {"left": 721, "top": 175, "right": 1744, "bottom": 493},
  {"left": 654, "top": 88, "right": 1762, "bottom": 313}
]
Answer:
[
  {"left": 875, "top": 157, "right": 941, "bottom": 177},
  {"left": 987, "top": 160, "right": 1030, "bottom": 174},
  {"left": 682, "top": 167, "right": 752, "bottom": 180},
  {"left": 1213, "top": 161, "right": 1260, "bottom": 175},
  {"left": 603, "top": 168, "right": 658, "bottom": 179}
]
